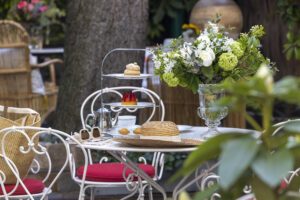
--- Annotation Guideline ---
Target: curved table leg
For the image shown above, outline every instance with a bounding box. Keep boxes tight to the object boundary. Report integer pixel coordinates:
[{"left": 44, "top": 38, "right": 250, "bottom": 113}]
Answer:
[{"left": 108, "top": 150, "right": 167, "bottom": 200}]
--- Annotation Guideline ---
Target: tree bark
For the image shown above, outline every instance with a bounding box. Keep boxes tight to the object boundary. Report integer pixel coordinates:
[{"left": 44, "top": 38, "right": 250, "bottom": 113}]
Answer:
[{"left": 53, "top": 0, "right": 148, "bottom": 132}]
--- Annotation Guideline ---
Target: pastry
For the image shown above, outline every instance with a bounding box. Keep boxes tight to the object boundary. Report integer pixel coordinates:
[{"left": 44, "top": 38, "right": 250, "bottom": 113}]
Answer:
[
  {"left": 124, "top": 69, "right": 140, "bottom": 75},
  {"left": 118, "top": 128, "right": 130, "bottom": 135},
  {"left": 126, "top": 63, "right": 140, "bottom": 71},
  {"left": 124, "top": 62, "right": 140, "bottom": 76},
  {"left": 133, "top": 127, "right": 142, "bottom": 134},
  {"left": 121, "top": 92, "right": 137, "bottom": 105},
  {"left": 80, "top": 129, "right": 90, "bottom": 140},
  {"left": 141, "top": 121, "right": 179, "bottom": 136},
  {"left": 91, "top": 127, "right": 101, "bottom": 138}
]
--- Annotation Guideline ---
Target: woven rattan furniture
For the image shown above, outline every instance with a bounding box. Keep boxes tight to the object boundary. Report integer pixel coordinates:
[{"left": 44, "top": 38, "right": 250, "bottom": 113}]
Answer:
[{"left": 0, "top": 20, "right": 62, "bottom": 121}]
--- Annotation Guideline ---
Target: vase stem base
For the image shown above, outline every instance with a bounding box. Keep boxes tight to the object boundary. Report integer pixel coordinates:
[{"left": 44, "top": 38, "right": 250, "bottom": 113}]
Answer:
[{"left": 201, "top": 127, "right": 221, "bottom": 139}]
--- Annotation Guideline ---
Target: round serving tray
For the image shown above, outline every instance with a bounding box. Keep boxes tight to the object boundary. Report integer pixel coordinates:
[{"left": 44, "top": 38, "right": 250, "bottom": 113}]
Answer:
[
  {"left": 104, "top": 102, "right": 155, "bottom": 108},
  {"left": 103, "top": 73, "right": 153, "bottom": 80},
  {"left": 113, "top": 137, "right": 202, "bottom": 147}
]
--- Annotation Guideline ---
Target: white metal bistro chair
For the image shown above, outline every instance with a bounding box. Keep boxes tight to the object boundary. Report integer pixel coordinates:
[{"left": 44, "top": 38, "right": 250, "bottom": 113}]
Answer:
[
  {"left": 0, "top": 126, "right": 88, "bottom": 200},
  {"left": 77, "top": 86, "right": 166, "bottom": 200}
]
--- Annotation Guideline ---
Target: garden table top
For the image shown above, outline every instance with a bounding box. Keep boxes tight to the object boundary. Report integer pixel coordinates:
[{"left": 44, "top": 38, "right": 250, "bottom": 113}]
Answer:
[{"left": 81, "top": 126, "right": 256, "bottom": 152}]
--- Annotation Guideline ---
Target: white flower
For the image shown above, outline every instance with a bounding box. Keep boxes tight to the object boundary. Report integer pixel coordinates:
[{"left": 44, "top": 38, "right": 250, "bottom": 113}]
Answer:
[
  {"left": 165, "top": 61, "right": 175, "bottom": 73},
  {"left": 153, "top": 60, "right": 161, "bottom": 69},
  {"left": 195, "top": 47, "right": 201, "bottom": 58},
  {"left": 152, "top": 54, "right": 161, "bottom": 69},
  {"left": 197, "top": 42, "right": 206, "bottom": 50},
  {"left": 198, "top": 50, "right": 214, "bottom": 67},
  {"left": 197, "top": 34, "right": 210, "bottom": 44},
  {"left": 256, "top": 64, "right": 273, "bottom": 93},
  {"left": 163, "top": 57, "right": 169, "bottom": 64},
  {"left": 173, "top": 52, "right": 180, "bottom": 58},
  {"left": 180, "top": 48, "right": 190, "bottom": 60},
  {"left": 206, "top": 47, "right": 215, "bottom": 61},
  {"left": 183, "top": 42, "right": 193, "bottom": 54},
  {"left": 208, "top": 21, "right": 219, "bottom": 33},
  {"left": 162, "top": 55, "right": 176, "bottom": 73},
  {"left": 221, "top": 38, "right": 234, "bottom": 51},
  {"left": 180, "top": 43, "right": 194, "bottom": 60}
]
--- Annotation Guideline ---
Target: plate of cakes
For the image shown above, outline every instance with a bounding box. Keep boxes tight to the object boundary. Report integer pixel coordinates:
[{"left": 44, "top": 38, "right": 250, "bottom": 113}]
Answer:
[
  {"left": 104, "top": 92, "right": 155, "bottom": 108},
  {"left": 103, "top": 62, "right": 153, "bottom": 79},
  {"left": 113, "top": 121, "right": 203, "bottom": 147}
]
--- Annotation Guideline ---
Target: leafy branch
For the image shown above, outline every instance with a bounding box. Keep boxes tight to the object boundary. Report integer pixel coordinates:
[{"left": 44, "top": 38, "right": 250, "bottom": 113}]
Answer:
[
  {"left": 148, "top": 0, "right": 198, "bottom": 40},
  {"left": 174, "top": 65, "right": 300, "bottom": 199},
  {"left": 277, "top": 0, "right": 300, "bottom": 60}
]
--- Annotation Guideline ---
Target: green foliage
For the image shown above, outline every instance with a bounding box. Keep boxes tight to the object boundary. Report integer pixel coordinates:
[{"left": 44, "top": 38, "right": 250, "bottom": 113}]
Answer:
[
  {"left": 277, "top": 0, "right": 300, "bottom": 60},
  {"left": 151, "top": 23, "right": 274, "bottom": 93},
  {"left": 2, "top": 0, "right": 65, "bottom": 46},
  {"left": 164, "top": 153, "right": 188, "bottom": 171},
  {"left": 171, "top": 132, "right": 249, "bottom": 182},
  {"left": 173, "top": 65, "right": 300, "bottom": 199},
  {"left": 251, "top": 176, "right": 277, "bottom": 200},
  {"left": 252, "top": 148, "right": 293, "bottom": 188},
  {"left": 0, "top": 0, "right": 19, "bottom": 19},
  {"left": 193, "top": 184, "right": 219, "bottom": 200},
  {"left": 148, "top": 0, "right": 198, "bottom": 40},
  {"left": 219, "top": 137, "right": 260, "bottom": 190}
]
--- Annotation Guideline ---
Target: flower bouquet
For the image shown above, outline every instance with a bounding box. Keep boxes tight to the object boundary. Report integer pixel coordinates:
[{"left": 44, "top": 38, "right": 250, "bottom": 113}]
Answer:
[
  {"left": 9, "top": 0, "right": 49, "bottom": 31},
  {"left": 8, "top": 0, "right": 65, "bottom": 46},
  {"left": 16, "top": 0, "right": 48, "bottom": 21},
  {"left": 152, "top": 22, "right": 274, "bottom": 93}
]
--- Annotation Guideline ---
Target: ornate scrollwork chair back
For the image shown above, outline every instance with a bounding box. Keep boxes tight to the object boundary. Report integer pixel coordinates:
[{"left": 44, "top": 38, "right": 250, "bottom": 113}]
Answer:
[
  {"left": 80, "top": 86, "right": 165, "bottom": 129},
  {"left": 0, "top": 126, "right": 88, "bottom": 200},
  {"left": 77, "top": 86, "right": 166, "bottom": 200}
]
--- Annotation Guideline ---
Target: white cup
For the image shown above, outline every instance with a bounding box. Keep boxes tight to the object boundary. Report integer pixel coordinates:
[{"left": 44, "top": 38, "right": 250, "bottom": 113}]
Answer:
[{"left": 117, "top": 115, "right": 136, "bottom": 127}]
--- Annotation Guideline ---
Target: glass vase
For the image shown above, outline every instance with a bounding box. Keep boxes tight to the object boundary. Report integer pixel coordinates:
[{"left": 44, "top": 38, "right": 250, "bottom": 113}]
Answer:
[{"left": 197, "top": 84, "right": 228, "bottom": 138}]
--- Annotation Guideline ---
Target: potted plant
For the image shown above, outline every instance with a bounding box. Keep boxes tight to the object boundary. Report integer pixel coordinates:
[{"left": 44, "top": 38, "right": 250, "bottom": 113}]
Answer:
[
  {"left": 151, "top": 22, "right": 275, "bottom": 135},
  {"left": 174, "top": 65, "right": 300, "bottom": 199},
  {"left": 7, "top": 0, "right": 65, "bottom": 48}
]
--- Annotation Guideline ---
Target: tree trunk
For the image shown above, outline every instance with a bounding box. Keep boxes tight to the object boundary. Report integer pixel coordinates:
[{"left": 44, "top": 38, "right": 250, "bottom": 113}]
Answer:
[{"left": 53, "top": 0, "right": 148, "bottom": 133}]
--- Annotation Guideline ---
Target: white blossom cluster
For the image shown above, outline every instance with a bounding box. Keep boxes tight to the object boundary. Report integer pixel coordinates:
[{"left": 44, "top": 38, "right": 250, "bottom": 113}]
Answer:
[
  {"left": 152, "top": 22, "right": 235, "bottom": 74},
  {"left": 151, "top": 22, "right": 269, "bottom": 90}
]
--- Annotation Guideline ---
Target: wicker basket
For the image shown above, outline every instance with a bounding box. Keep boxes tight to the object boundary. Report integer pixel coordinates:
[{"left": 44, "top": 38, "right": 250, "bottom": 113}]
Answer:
[{"left": 0, "top": 105, "right": 41, "bottom": 184}]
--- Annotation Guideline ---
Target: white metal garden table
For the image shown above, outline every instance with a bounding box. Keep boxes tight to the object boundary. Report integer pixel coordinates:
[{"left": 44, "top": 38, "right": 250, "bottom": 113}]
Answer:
[{"left": 81, "top": 126, "right": 255, "bottom": 200}]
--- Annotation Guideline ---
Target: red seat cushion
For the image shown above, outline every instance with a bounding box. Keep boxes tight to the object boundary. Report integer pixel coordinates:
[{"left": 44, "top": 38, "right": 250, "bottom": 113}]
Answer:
[
  {"left": 0, "top": 178, "right": 45, "bottom": 195},
  {"left": 280, "top": 180, "right": 288, "bottom": 190},
  {"left": 77, "top": 163, "right": 155, "bottom": 182}
]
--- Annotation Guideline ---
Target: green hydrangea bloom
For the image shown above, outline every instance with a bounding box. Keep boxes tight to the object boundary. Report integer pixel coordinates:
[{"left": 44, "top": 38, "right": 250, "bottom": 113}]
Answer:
[
  {"left": 163, "top": 72, "right": 179, "bottom": 87},
  {"left": 250, "top": 25, "right": 265, "bottom": 38},
  {"left": 218, "top": 52, "right": 238, "bottom": 71},
  {"left": 179, "top": 81, "right": 188, "bottom": 88},
  {"left": 230, "top": 41, "right": 244, "bottom": 58}
]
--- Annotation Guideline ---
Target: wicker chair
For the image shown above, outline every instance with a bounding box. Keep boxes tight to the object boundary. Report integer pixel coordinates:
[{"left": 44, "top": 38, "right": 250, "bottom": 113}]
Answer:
[{"left": 0, "top": 20, "right": 62, "bottom": 121}]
